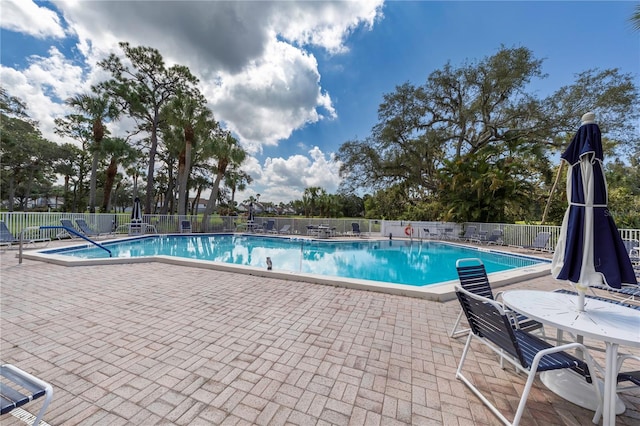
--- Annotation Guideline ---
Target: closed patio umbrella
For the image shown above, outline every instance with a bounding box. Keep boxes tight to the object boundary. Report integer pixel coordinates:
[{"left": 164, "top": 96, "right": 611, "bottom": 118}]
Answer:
[
  {"left": 248, "top": 202, "right": 254, "bottom": 223},
  {"left": 131, "top": 197, "right": 142, "bottom": 222},
  {"left": 551, "top": 112, "right": 637, "bottom": 311},
  {"left": 129, "top": 197, "right": 143, "bottom": 235}
]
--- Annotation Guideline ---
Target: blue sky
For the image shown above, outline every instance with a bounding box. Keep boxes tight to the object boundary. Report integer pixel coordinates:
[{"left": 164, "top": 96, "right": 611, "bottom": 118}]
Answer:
[{"left": 1, "top": 1, "right": 638, "bottom": 203}]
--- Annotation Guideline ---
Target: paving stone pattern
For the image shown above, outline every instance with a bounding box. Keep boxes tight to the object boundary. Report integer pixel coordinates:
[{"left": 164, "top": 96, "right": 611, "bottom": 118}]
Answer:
[{"left": 1, "top": 248, "right": 638, "bottom": 425}]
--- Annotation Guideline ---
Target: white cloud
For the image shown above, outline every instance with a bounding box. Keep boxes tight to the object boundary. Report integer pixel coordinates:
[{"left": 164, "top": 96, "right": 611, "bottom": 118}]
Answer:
[
  {"left": 272, "top": 0, "right": 383, "bottom": 54},
  {"left": 207, "top": 39, "right": 336, "bottom": 154},
  {"left": 0, "top": 0, "right": 66, "bottom": 39},
  {"left": 45, "top": 0, "right": 381, "bottom": 150},
  {"left": 242, "top": 146, "right": 342, "bottom": 203},
  {"left": 2, "top": 0, "right": 383, "bottom": 202},
  {"left": 1, "top": 47, "right": 88, "bottom": 142}
]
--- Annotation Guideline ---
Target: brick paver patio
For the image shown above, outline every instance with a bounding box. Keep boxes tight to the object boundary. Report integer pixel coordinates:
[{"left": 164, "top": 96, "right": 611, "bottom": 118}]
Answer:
[{"left": 1, "top": 244, "right": 638, "bottom": 425}]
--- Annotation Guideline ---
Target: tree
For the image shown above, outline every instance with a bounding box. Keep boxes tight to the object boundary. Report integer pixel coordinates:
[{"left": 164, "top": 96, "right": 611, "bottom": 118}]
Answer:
[
  {"left": 65, "top": 91, "right": 120, "bottom": 213},
  {"left": 101, "top": 137, "right": 139, "bottom": 212},
  {"left": 201, "top": 131, "right": 247, "bottom": 230},
  {"left": 337, "top": 46, "right": 639, "bottom": 221},
  {"left": 302, "top": 186, "right": 323, "bottom": 217},
  {"left": 224, "top": 168, "right": 253, "bottom": 210},
  {"left": 54, "top": 114, "right": 94, "bottom": 211},
  {"left": 96, "top": 42, "right": 199, "bottom": 214},
  {"left": 53, "top": 143, "right": 86, "bottom": 212},
  {"left": 631, "top": 5, "right": 640, "bottom": 30},
  {"left": 1, "top": 89, "right": 64, "bottom": 211},
  {"left": 160, "top": 89, "right": 216, "bottom": 216}
]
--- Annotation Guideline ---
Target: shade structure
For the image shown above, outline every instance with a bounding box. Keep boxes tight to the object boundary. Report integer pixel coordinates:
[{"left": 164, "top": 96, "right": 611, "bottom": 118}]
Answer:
[{"left": 551, "top": 113, "right": 637, "bottom": 310}]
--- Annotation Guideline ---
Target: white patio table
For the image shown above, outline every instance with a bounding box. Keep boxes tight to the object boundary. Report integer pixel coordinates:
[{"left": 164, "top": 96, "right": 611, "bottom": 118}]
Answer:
[{"left": 502, "top": 289, "right": 640, "bottom": 426}]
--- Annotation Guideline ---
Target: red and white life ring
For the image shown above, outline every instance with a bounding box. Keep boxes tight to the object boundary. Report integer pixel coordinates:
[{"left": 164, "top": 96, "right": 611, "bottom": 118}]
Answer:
[{"left": 404, "top": 224, "right": 413, "bottom": 236}]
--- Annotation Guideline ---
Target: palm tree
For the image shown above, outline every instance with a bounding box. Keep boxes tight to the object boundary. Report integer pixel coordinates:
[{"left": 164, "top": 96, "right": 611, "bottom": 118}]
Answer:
[
  {"left": 303, "top": 186, "right": 322, "bottom": 217},
  {"left": 224, "top": 168, "right": 253, "bottom": 211},
  {"left": 161, "top": 90, "right": 216, "bottom": 216},
  {"left": 201, "top": 132, "right": 247, "bottom": 230},
  {"left": 101, "top": 137, "right": 138, "bottom": 212},
  {"left": 66, "top": 92, "right": 119, "bottom": 213},
  {"left": 632, "top": 5, "right": 640, "bottom": 30}
]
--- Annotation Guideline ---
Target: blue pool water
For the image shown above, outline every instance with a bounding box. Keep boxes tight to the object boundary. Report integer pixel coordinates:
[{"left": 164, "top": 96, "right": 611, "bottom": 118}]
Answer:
[{"left": 45, "top": 235, "right": 547, "bottom": 287}]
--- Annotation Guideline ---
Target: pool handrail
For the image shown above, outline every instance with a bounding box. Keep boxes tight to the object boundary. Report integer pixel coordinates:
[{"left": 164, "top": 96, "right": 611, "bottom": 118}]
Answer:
[{"left": 18, "top": 226, "right": 113, "bottom": 264}]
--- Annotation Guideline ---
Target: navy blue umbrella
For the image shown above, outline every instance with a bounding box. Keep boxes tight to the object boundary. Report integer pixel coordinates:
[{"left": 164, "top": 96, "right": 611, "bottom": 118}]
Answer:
[
  {"left": 131, "top": 197, "right": 142, "bottom": 223},
  {"left": 551, "top": 113, "right": 637, "bottom": 310},
  {"left": 248, "top": 202, "right": 254, "bottom": 223}
]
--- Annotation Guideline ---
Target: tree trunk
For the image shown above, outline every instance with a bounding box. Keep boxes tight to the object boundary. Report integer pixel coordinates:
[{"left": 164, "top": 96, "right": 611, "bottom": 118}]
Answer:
[
  {"left": 201, "top": 171, "right": 224, "bottom": 231},
  {"left": 191, "top": 185, "right": 203, "bottom": 216},
  {"left": 145, "top": 113, "right": 160, "bottom": 214},
  {"left": 23, "top": 163, "right": 37, "bottom": 211},
  {"left": 177, "top": 148, "right": 186, "bottom": 216},
  {"left": 6, "top": 173, "right": 15, "bottom": 212},
  {"left": 89, "top": 118, "right": 104, "bottom": 214},
  {"left": 102, "top": 159, "right": 118, "bottom": 212},
  {"left": 88, "top": 153, "right": 99, "bottom": 213},
  {"left": 177, "top": 125, "right": 193, "bottom": 217}
]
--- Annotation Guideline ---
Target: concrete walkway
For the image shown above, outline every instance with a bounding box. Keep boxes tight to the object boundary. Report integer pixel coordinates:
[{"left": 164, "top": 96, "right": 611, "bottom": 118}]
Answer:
[{"left": 1, "top": 246, "right": 638, "bottom": 425}]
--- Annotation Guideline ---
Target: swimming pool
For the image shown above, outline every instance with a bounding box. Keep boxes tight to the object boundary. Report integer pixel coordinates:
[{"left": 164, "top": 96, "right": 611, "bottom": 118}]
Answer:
[{"left": 29, "top": 234, "right": 550, "bottom": 299}]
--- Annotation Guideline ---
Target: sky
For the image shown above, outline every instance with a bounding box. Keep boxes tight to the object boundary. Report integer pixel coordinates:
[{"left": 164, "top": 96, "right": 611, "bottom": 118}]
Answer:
[{"left": 1, "top": 0, "right": 638, "bottom": 205}]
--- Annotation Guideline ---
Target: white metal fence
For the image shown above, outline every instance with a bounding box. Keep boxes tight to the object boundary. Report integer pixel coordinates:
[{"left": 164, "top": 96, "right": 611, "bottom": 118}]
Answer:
[{"left": 1, "top": 212, "right": 638, "bottom": 253}]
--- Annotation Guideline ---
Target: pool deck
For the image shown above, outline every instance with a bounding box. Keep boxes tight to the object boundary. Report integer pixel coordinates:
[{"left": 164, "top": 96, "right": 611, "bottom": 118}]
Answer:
[
  {"left": 1, "top": 240, "right": 638, "bottom": 425},
  {"left": 21, "top": 235, "right": 553, "bottom": 302}
]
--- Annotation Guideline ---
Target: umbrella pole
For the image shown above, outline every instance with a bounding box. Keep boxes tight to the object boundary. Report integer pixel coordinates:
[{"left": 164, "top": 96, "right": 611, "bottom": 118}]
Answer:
[
  {"left": 577, "top": 290, "right": 586, "bottom": 312},
  {"left": 541, "top": 162, "right": 564, "bottom": 225}
]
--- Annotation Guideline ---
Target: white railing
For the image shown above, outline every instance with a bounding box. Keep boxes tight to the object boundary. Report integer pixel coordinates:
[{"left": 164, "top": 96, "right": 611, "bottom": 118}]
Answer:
[
  {"left": 0, "top": 212, "right": 380, "bottom": 240},
  {"left": 379, "top": 220, "right": 640, "bottom": 253},
  {"left": 0, "top": 212, "right": 637, "bottom": 253}
]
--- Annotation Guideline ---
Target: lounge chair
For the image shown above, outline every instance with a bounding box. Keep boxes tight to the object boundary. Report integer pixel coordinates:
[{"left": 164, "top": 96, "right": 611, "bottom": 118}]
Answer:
[
  {"left": 450, "top": 258, "right": 542, "bottom": 338},
  {"left": 588, "top": 282, "right": 640, "bottom": 304},
  {"left": 0, "top": 221, "right": 19, "bottom": 246},
  {"left": 75, "top": 218, "right": 106, "bottom": 238},
  {"left": 521, "top": 231, "right": 551, "bottom": 251},
  {"left": 351, "top": 222, "right": 361, "bottom": 237},
  {"left": 553, "top": 288, "right": 639, "bottom": 311},
  {"left": 484, "top": 229, "right": 504, "bottom": 245},
  {"left": 263, "top": 220, "right": 276, "bottom": 233},
  {"left": 277, "top": 224, "right": 291, "bottom": 234},
  {"left": 454, "top": 285, "right": 600, "bottom": 426},
  {"left": 458, "top": 226, "right": 477, "bottom": 242},
  {"left": 180, "top": 220, "right": 192, "bottom": 233},
  {"left": 0, "top": 221, "right": 50, "bottom": 246},
  {"left": 469, "top": 230, "right": 488, "bottom": 244},
  {"left": 1, "top": 364, "right": 53, "bottom": 426},
  {"left": 59, "top": 218, "right": 80, "bottom": 239}
]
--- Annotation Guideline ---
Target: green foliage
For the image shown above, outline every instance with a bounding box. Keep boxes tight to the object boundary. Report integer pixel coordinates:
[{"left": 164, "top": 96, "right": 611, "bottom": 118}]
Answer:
[
  {"left": 96, "top": 42, "right": 199, "bottom": 214},
  {"left": 1, "top": 90, "right": 68, "bottom": 211},
  {"left": 606, "top": 155, "right": 640, "bottom": 228},
  {"left": 337, "top": 46, "right": 639, "bottom": 222}
]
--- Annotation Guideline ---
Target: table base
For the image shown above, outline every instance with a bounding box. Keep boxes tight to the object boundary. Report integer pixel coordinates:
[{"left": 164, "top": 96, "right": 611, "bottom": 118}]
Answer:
[{"left": 540, "top": 370, "right": 625, "bottom": 414}]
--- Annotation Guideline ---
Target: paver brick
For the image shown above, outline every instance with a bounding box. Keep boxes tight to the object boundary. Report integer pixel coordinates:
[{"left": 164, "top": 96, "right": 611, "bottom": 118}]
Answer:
[{"left": 1, "top": 247, "right": 638, "bottom": 426}]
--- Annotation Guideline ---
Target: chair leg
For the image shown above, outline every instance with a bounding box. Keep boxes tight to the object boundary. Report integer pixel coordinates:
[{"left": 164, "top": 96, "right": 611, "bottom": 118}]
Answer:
[
  {"left": 33, "top": 386, "right": 53, "bottom": 426},
  {"left": 456, "top": 333, "right": 512, "bottom": 425},
  {"left": 449, "top": 309, "right": 469, "bottom": 338},
  {"left": 512, "top": 369, "right": 538, "bottom": 425}
]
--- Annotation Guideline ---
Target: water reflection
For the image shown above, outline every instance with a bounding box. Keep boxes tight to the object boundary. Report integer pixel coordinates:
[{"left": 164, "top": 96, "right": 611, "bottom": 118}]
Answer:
[{"left": 56, "top": 235, "right": 545, "bottom": 287}]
